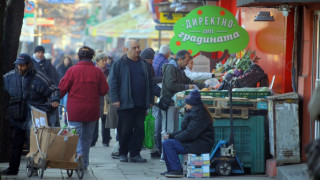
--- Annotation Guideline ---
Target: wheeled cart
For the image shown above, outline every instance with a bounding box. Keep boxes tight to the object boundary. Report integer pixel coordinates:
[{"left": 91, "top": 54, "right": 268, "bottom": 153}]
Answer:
[{"left": 26, "top": 105, "right": 83, "bottom": 179}]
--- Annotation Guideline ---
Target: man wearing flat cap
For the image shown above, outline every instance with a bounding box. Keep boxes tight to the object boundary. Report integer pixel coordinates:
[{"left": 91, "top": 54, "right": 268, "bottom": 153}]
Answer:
[{"left": 1, "top": 53, "right": 60, "bottom": 176}]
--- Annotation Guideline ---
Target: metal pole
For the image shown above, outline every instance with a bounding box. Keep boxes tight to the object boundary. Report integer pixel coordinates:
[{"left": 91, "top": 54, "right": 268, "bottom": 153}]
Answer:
[
  {"left": 158, "top": 30, "right": 161, "bottom": 49},
  {"left": 229, "top": 80, "right": 234, "bottom": 145}
]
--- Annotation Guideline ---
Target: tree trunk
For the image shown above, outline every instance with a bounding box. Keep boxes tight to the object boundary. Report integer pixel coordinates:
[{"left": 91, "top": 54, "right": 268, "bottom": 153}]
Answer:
[{"left": 0, "top": 0, "right": 25, "bottom": 162}]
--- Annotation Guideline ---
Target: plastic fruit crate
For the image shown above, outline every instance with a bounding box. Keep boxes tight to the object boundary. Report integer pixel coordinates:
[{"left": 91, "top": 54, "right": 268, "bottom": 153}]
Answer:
[
  {"left": 184, "top": 90, "right": 271, "bottom": 99},
  {"left": 213, "top": 115, "right": 265, "bottom": 174}
]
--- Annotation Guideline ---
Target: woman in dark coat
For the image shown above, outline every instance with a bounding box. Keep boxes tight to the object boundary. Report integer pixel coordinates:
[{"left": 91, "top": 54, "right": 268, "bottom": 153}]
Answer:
[
  {"left": 162, "top": 90, "right": 214, "bottom": 178},
  {"left": 56, "top": 56, "right": 73, "bottom": 124},
  {"left": 56, "top": 56, "right": 73, "bottom": 81}
]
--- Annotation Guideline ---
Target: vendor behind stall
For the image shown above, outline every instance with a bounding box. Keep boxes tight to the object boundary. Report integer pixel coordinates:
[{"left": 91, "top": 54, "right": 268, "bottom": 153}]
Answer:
[
  {"left": 161, "top": 90, "right": 214, "bottom": 178},
  {"left": 184, "top": 57, "right": 223, "bottom": 81}
]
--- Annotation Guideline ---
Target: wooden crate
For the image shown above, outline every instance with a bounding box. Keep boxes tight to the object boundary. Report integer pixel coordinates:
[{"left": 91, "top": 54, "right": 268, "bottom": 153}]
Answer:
[
  {"left": 208, "top": 107, "right": 249, "bottom": 119},
  {"left": 212, "top": 97, "right": 268, "bottom": 110}
]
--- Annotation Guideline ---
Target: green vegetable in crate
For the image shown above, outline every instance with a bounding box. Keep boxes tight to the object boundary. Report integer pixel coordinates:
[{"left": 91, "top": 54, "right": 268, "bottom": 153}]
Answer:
[
  {"left": 216, "top": 63, "right": 225, "bottom": 73},
  {"left": 236, "top": 59, "right": 252, "bottom": 71}
]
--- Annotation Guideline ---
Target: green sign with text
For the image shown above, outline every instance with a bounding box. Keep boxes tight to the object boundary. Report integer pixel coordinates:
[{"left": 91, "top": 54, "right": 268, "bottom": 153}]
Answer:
[{"left": 169, "top": 5, "right": 249, "bottom": 56}]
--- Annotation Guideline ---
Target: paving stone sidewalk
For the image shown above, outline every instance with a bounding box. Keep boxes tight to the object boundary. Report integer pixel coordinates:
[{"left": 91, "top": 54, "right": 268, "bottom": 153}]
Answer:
[{"left": 0, "top": 130, "right": 276, "bottom": 180}]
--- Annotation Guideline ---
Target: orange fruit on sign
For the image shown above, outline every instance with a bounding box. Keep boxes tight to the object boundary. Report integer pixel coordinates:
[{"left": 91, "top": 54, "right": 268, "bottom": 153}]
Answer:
[
  {"left": 197, "top": 10, "right": 202, "bottom": 15},
  {"left": 176, "top": 41, "right": 181, "bottom": 46},
  {"left": 220, "top": 10, "right": 225, "bottom": 16}
]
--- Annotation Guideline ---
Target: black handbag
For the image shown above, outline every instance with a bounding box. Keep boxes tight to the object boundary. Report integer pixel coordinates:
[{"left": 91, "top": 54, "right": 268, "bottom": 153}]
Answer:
[
  {"left": 7, "top": 98, "right": 27, "bottom": 122},
  {"left": 158, "top": 95, "right": 173, "bottom": 111}
]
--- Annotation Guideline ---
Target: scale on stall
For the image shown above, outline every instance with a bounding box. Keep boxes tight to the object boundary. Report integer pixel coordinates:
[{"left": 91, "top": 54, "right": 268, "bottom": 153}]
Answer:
[{"left": 209, "top": 80, "right": 245, "bottom": 176}]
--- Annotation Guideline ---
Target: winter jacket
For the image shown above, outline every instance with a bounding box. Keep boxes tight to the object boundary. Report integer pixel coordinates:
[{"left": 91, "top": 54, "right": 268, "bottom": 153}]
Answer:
[
  {"left": 32, "top": 57, "right": 59, "bottom": 86},
  {"left": 59, "top": 60, "right": 109, "bottom": 122},
  {"left": 3, "top": 65, "right": 60, "bottom": 130},
  {"left": 169, "top": 104, "right": 214, "bottom": 154},
  {"left": 108, "top": 54, "right": 154, "bottom": 110},
  {"left": 56, "top": 63, "right": 72, "bottom": 81},
  {"left": 161, "top": 60, "right": 205, "bottom": 98}
]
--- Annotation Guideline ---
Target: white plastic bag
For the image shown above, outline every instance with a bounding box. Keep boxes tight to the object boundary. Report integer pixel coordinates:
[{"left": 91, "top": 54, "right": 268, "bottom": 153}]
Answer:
[{"left": 204, "top": 78, "right": 220, "bottom": 87}]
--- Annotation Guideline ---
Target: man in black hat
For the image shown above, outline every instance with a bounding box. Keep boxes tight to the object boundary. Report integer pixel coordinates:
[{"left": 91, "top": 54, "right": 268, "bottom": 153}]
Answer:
[
  {"left": 1, "top": 53, "right": 60, "bottom": 175},
  {"left": 32, "top": 45, "right": 60, "bottom": 127},
  {"left": 32, "top": 45, "right": 59, "bottom": 86},
  {"left": 140, "top": 48, "right": 162, "bottom": 159}
]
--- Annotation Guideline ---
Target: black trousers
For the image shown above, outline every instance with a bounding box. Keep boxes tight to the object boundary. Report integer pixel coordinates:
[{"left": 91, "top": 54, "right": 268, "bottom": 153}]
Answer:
[
  {"left": 91, "top": 115, "right": 111, "bottom": 146},
  {"left": 117, "top": 106, "right": 146, "bottom": 157},
  {"left": 9, "top": 127, "right": 26, "bottom": 172}
]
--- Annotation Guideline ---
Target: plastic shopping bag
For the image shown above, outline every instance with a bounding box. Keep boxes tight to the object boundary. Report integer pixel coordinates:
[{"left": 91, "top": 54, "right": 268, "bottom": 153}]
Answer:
[{"left": 143, "top": 109, "right": 155, "bottom": 149}]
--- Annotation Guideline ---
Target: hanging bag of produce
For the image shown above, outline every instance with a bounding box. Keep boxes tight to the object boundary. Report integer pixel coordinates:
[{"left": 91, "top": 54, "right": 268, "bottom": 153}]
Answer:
[{"left": 143, "top": 109, "right": 155, "bottom": 149}]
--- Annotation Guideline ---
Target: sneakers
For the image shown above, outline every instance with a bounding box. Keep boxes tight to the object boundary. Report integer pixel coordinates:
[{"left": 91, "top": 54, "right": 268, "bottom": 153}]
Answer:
[
  {"left": 160, "top": 171, "right": 168, "bottom": 176},
  {"left": 164, "top": 170, "right": 184, "bottom": 178},
  {"left": 111, "top": 152, "right": 120, "bottom": 159},
  {"left": 119, "top": 155, "right": 128, "bottom": 162},
  {"left": 129, "top": 155, "right": 147, "bottom": 163},
  {"left": 150, "top": 151, "right": 161, "bottom": 159},
  {"left": 1, "top": 168, "right": 18, "bottom": 175}
]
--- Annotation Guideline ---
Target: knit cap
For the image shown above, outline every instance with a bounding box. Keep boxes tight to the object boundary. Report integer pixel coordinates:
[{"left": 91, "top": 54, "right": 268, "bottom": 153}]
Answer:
[
  {"left": 140, "top": 48, "right": 155, "bottom": 60},
  {"left": 185, "top": 90, "right": 202, "bottom": 106}
]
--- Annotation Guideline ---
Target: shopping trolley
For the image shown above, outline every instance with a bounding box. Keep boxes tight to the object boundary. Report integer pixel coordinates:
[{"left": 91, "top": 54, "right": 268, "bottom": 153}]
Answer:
[{"left": 26, "top": 105, "right": 84, "bottom": 179}]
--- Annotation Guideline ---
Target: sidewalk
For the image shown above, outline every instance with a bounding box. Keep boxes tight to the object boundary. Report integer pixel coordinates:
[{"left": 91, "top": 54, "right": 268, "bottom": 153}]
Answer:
[{"left": 0, "top": 131, "right": 276, "bottom": 180}]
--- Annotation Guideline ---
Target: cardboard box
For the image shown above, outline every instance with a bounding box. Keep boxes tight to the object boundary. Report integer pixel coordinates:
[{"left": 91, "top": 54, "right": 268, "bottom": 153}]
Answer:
[
  {"left": 31, "top": 106, "right": 48, "bottom": 128},
  {"left": 186, "top": 165, "right": 210, "bottom": 178},
  {"left": 27, "top": 127, "right": 79, "bottom": 163},
  {"left": 185, "top": 153, "right": 210, "bottom": 166}
]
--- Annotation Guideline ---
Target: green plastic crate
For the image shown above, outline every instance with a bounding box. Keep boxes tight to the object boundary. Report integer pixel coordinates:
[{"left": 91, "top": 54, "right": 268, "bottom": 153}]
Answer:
[
  {"left": 184, "top": 90, "right": 271, "bottom": 99},
  {"left": 213, "top": 116, "right": 265, "bottom": 174}
]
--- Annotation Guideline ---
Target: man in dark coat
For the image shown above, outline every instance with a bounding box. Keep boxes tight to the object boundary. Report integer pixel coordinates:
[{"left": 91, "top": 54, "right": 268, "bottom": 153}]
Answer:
[
  {"left": 31, "top": 45, "right": 59, "bottom": 86},
  {"left": 1, "top": 54, "right": 60, "bottom": 175},
  {"left": 162, "top": 90, "right": 214, "bottom": 178},
  {"left": 160, "top": 50, "right": 206, "bottom": 134},
  {"left": 31, "top": 45, "right": 60, "bottom": 126},
  {"left": 109, "top": 39, "right": 154, "bottom": 163}
]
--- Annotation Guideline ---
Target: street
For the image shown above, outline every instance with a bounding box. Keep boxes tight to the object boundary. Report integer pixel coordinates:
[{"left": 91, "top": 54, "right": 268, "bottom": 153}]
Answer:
[{"left": 0, "top": 131, "right": 276, "bottom": 180}]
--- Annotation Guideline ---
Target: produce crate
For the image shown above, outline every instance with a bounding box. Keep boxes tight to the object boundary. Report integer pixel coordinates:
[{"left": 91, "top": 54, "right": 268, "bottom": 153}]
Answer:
[
  {"left": 209, "top": 107, "right": 249, "bottom": 119},
  {"left": 213, "top": 115, "right": 266, "bottom": 174},
  {"left": 211, "top": 98, "right": 268, "bottom": 110},
  {"left": 184, "top": 90, "right": 271, "bottom": 99}
]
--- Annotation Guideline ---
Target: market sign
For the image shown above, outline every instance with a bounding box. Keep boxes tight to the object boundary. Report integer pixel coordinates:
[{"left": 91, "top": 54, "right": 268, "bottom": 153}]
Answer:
[
  {"left": 169, "top": 5, "right": 249, "bottom": 56},
  {"left": 25, "top": 1, "right": 35, "bottom": 13},
  {"left": 159, "top": 12, "right": 186, "bottom": 24},
  {"left": 26, "top": 17, "right": 55, "bottom": 26}
]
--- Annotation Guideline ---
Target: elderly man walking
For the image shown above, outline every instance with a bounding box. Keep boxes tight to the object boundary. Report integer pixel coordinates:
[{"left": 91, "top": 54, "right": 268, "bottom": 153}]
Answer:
[
  {"left": 109, "top": 39, "right": 154, "bottom": 163},
  {"left": 59, "top": 46, "right": 109, "bottom": 169}
]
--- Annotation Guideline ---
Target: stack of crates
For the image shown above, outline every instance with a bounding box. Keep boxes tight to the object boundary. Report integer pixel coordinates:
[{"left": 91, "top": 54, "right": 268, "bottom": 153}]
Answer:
[
  {"left": 183, "top": 154, "right": 211, "bottom": 178},
  {"left": 176, "top": 89, "right": 270, "bottom": 174}
]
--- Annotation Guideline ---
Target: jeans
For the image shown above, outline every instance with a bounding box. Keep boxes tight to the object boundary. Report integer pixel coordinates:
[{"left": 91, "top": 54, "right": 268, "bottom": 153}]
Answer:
[
  {"left": 59, "top": 94, "right": 68, "bottom": 125},
  {"left": 117, "top": 106, "right": 146, "bottom": 158},
  {"left": 68, "top": 121, "right": 97, "bottom": 168},
  {"left": 152, "top": 105, "right": 162, "bottom": 153},
  {"left": 162, "top": 139, "right": 187, "bottom": 171},
  {"left": 91, "top": 115, "right": 111, "bottom": 146},
  {"left": 8, "top": 127, "right": 27, "bottom": 172}
]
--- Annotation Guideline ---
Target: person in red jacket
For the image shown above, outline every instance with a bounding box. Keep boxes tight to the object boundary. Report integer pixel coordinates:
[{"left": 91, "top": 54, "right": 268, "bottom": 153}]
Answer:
[{"left": 58, "top": 46, "right": 109, "bottom": 169}]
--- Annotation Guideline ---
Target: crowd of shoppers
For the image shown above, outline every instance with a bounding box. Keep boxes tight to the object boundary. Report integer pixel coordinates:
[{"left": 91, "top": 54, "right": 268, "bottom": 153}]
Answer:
[{"left": 2, "top": 42, "right": 217, "bottom": 179}]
